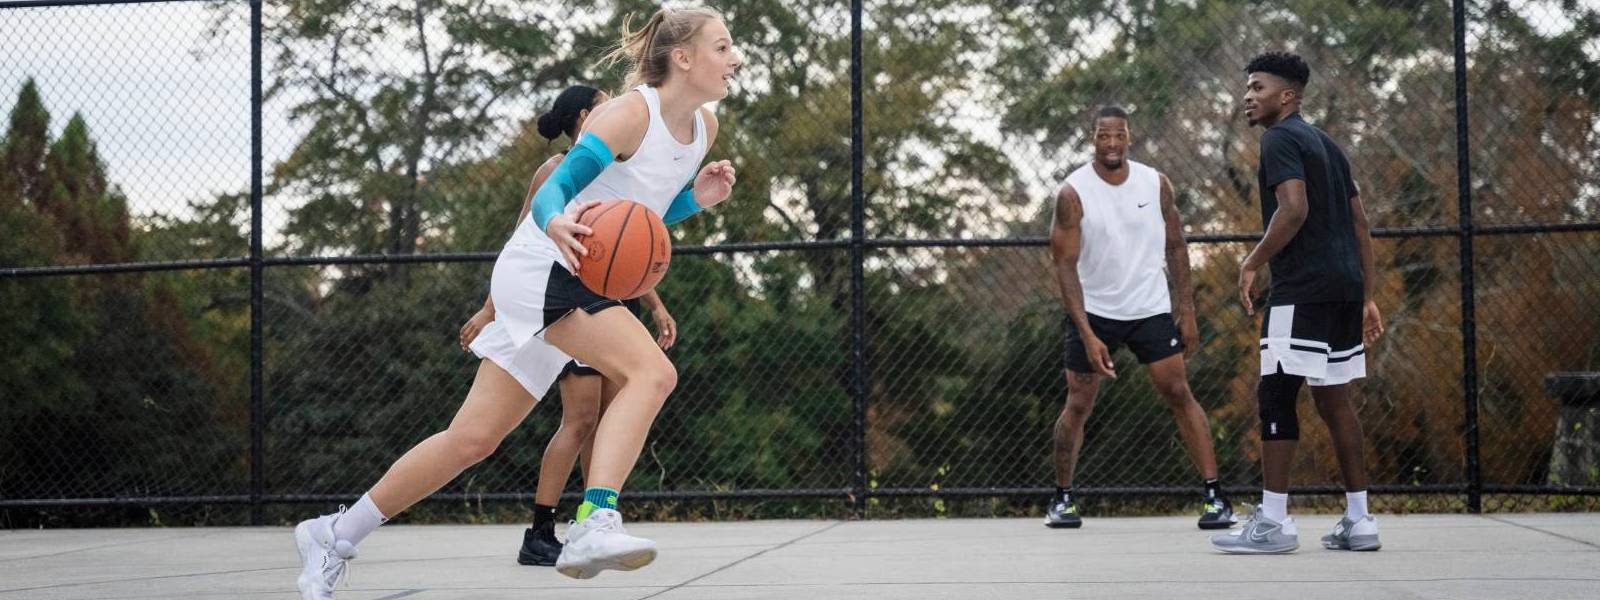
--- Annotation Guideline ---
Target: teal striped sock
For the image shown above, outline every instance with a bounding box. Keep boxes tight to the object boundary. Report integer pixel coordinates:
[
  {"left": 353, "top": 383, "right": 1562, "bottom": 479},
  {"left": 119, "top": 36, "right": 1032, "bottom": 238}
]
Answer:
[{"left": 575, "top": 486, "right": 619, "bottom": 522}]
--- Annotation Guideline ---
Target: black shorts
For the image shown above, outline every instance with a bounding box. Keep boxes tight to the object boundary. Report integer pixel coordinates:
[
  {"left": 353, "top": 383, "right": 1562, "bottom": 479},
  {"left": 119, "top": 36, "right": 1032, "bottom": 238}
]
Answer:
[
  {"left": 558, "top": 297, "right": 645, "bottom": 379},
  {"left": 540, "top": 262, "right": 626, "bottom": 329},
  {"left": 1259, "top": 301, "right": 1365, "bottom": 386},
  {"left": 1064, "top": 312, "right": 1183, "bottom": 374}
]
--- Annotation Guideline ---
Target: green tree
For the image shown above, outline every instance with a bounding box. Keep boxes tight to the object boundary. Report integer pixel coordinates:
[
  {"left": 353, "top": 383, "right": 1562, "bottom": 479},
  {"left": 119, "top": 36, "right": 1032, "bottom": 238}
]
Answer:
[
  {"left": 0, "top": 79, "right": 52, "bottom": 212},
  {"left": 246, "top": 1, "right": 599, "bottom": 265},
  {"left": 0, "top": 81, "right": 242, "bottom": 516},
  {"left": 0, "top": 79, "right": 83, "bottom": 449}
]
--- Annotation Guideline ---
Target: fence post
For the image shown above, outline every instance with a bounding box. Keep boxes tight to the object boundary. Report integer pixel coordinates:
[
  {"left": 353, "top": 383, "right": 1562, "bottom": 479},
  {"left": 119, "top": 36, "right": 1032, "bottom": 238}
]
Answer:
[
  {"left": 1451, "top": 0, "right": 1482, "bottom": 514},
  {"left": 249, "top": 0, "right": 266, "bottom": 526},
  {"left": 849, "top": 0, "right": 869, "bottom": 518}
]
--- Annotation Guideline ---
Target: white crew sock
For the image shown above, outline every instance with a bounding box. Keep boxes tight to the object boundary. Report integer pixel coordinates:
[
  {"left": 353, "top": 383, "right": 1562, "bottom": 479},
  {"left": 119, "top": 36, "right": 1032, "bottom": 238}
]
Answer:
[
  {"left": 1345, "top": 490, "right": 1369, "bottom": 520},
  {"left": 332, "top": 493, "right": 388, "bottom": 546},
  {"left": 1261, "top": 490, "right": 1289, "bottom": 522}
]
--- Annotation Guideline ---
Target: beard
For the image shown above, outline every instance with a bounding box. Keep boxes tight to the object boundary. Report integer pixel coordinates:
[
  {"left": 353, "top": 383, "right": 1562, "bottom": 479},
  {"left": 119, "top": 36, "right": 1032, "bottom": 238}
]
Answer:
[{"left": 1246, "top": 106, "right": 1274, "bottom": 127}]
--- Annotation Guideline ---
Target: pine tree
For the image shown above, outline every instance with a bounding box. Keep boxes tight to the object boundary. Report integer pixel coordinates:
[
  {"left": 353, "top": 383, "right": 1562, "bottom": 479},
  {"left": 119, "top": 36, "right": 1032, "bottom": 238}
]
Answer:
[{"left": 41, "top": 114, "right": 134, "bottom": 265}]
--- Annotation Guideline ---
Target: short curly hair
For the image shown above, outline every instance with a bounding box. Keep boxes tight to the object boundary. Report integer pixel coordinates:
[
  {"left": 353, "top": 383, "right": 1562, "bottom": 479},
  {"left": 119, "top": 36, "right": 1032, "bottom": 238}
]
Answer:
[
  {"left": 1091, "top": 105, "right": 1129, "bottom": 128},
  {"left": 1245, "top": 51, "right": 1310, "bottom": 91}
]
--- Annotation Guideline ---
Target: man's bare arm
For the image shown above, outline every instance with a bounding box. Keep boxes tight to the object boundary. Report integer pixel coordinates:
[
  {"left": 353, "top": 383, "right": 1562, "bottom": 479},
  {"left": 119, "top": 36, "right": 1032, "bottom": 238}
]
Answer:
[
  {"left": 1160, "top": 174, "right": 1194, "bottom": 315},
  {"left": 1244, "top": 179, "right": 1309, "bottom": 270},
  {"left": 1050, "top": 185, "right": 1092, "bottom": 334}
]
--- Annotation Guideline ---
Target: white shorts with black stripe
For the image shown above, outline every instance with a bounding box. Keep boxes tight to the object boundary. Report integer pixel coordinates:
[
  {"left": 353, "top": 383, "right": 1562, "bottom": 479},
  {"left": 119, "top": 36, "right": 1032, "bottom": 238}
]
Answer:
[
  {"left": 467, "top": 242, "right": 624, "bottom": 397},
  {"left": 1260, "top": 302, "right": 1366, "bottom": 387}
]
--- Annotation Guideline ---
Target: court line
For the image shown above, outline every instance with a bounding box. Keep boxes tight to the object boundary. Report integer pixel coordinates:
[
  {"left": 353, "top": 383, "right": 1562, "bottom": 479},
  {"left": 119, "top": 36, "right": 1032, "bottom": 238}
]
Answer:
[
  {"left": 0, "top": 531, "right": 213, "bottom": 564},
  {"left": 371, "top": 590, "right": 425, "bottom": 600},
  {"left": 1484, "top": 515, "right": 1600, "bottom": 550},
  {"left": 634, "top": 520, "right": 844, "bottom": 600},
  {"left": 0, "top": 566, "right": 288, "bottom": 595}
]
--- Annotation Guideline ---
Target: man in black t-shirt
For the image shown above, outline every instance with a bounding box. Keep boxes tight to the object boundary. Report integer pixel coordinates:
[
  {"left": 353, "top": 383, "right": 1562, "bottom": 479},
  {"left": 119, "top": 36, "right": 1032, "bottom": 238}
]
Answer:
[{"left": 1211, "top": 51, "right": 1387, "bottom": 555}]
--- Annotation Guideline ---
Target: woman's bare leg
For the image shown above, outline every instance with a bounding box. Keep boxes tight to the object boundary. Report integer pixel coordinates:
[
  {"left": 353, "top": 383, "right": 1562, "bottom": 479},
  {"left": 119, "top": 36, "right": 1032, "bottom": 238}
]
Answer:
[
  {"left": 367, "top": 360, "right": 539, "bottom": 516},
  {"left": 535, "top": 374, "right": 602, "bottom": 506},
  {"left": 544, "top": 307, "right": 675, "bottom": 493}
]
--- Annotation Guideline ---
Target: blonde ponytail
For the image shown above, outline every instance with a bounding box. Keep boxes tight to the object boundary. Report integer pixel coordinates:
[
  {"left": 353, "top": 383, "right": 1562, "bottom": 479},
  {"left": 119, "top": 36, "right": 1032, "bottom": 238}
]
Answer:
[{"left": 601, "top": 7, "right": 724, "bottom": 89}]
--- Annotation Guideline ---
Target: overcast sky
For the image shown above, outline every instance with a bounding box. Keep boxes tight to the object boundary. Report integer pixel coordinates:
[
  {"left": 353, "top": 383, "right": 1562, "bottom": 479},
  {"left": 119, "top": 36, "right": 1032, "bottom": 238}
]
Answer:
[{"left": 0, "top": 2, "right": 288, "bottom": 230}]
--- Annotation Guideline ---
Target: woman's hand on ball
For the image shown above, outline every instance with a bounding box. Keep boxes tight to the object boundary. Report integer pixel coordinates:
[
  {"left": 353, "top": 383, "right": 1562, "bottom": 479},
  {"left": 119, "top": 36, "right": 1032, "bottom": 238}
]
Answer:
[{"left": 546, "top": 200, "right": 600, "bottom": 270}]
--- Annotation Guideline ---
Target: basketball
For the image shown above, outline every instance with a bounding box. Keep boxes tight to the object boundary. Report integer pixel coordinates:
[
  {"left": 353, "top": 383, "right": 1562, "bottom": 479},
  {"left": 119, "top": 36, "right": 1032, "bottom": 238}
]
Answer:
[{"left": 573, "top": 199, "right": 672, "bottom": 300}]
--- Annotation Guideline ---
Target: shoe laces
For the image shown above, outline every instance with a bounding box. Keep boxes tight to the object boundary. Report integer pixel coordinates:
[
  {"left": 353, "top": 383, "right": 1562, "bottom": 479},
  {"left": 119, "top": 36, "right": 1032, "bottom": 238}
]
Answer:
[
  {"left": 321, "top": 505, "right": 356, "bottom": 589},
  {"left": 1227, "top": 504, "right": 1263, "bottom": 532},
  {"left": 320, "top": 552, "right": 351, "bottom": 589},
  {"left": 591, "top": 509, "right": 626, "bottom": 534}
]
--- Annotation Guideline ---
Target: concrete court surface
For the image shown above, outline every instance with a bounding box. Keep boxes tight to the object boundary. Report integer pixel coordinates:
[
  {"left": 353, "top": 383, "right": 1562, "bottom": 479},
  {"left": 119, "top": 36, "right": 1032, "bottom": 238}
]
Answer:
[{"left": 2, "top": 514, "right": 1598, "bottom": 599}]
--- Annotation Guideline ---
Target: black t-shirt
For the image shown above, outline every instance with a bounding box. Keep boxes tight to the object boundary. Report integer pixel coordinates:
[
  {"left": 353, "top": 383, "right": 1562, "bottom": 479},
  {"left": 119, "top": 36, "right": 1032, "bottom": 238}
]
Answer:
[{"left": 1257, "top": 113, "right": 1364, "bottom": 306}]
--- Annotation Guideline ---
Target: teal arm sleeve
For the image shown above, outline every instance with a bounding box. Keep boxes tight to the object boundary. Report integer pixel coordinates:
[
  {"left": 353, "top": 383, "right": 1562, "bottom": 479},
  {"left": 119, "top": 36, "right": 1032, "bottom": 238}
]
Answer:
[
  {"left": 531, "top": 132, "right": 615, "bottom": 231},
  {"left": 662, "top": 183, "right": 702, "bottom": 226}
]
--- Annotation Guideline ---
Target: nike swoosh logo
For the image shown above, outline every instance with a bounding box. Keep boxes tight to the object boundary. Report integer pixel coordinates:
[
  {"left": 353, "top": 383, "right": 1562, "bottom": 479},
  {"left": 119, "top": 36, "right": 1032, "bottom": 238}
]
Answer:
[
  {"left": 1137, "top": 202, "right": 1150, "bottom": 208},
  {"left": 1248, "top": 524, "right": 1277, "bottom": 543}
]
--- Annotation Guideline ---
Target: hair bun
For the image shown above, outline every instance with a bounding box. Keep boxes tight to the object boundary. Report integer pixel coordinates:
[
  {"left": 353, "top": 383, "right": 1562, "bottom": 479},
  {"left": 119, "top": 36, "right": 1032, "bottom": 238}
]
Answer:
[{"left": 536, "top": 111, "right": 563, "bottom": 141}]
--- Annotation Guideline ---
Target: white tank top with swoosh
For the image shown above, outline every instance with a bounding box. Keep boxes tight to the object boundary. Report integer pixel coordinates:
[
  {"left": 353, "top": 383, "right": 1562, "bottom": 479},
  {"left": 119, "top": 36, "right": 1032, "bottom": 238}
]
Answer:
[
  {"left": 1057, "top": 159, "right": 1171, "bottom": 320},
  {"left": 506, "top": 84, "right": 707, "bottom": 268}
]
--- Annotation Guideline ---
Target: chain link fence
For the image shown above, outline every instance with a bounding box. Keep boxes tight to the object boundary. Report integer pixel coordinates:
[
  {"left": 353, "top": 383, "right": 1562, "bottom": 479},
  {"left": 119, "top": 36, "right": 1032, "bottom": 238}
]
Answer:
[{"left": 2, "top": 0, "right": 1597, "bottom": 526}]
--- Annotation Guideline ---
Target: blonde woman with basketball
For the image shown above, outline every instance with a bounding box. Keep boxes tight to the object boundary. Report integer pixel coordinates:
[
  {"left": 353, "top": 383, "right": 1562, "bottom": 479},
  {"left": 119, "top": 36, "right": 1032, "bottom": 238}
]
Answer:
[
  {"left": 292, "top": 7, "right": 739, "bottom": 597},
  {"left": 456, "top": 83, "right": 681, "bottom": 567}
]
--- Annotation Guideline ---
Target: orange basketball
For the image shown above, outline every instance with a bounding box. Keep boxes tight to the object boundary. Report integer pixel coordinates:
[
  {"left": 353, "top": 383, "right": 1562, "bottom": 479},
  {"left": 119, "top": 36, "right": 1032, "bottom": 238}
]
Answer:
[{"left": 573, "top": 199, "right": 672, "bottom": 300}]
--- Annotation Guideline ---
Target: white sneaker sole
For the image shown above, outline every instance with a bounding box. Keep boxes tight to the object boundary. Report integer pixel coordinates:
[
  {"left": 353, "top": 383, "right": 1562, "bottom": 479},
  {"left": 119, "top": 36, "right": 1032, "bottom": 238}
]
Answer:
[
  {"left": 293, "top": 521, "right": 320, "bottom": 599},
  {"left": 556, "top": 546, "right": 658, "bottom": 579},
  {"left": 1210, "top": 540, "right": 1299, "bottom": 554},
  {"left": 1322, "top": 537, "right": 1381, "bottom": 551}
]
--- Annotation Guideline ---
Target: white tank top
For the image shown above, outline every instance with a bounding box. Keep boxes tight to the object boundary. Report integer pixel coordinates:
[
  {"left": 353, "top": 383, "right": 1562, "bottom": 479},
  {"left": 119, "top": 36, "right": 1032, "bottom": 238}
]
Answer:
[
  {"left": 507, "top": 85, "right": 708, "bottom": 267},
  {"left": 1058, "top": 159, "right": 1171, "bottom": 320}
]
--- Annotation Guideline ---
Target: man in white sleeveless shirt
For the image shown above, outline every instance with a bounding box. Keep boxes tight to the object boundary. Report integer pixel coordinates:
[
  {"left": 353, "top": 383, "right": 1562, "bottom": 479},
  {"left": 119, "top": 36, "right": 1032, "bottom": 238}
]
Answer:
[{"left": 1045, "top": 106, "right": 1234, "bottom": 530}]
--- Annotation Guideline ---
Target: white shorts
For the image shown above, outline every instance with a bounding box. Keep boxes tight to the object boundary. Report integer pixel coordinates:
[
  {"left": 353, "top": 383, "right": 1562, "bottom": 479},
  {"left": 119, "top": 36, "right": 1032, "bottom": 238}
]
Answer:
[
  {"left": 472, "top": 242, "right": 624, "bottom": 396},
  {"left": 468, "top": 319, "right": 572, "bottom": 398},
  {"left": 1260, "top": 302, "right": 1367, "bottom": 387}
]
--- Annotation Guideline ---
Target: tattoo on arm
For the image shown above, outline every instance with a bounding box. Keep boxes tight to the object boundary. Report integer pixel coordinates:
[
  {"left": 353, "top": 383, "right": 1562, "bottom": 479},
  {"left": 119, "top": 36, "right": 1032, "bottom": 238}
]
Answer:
[
  {"left": 1160, "top": 175, "right": 1194, "bottom": 314},
  {"left": 1050, "top": 185, "right": 1093, "bottom": 333}
]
